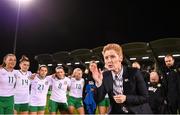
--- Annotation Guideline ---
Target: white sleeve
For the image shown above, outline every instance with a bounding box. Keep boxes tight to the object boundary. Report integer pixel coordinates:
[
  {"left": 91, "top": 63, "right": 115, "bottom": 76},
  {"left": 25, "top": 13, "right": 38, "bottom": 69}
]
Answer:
[
  {"left": 28, "top": 71, "right": 32, "bottom": 75},
  {"left": 13, "top": 69, "right": 18, "bottom": 79},
  {"left": 67, "top": 77, "right": 71, "bottom": 88},
  {"left": 46, "top": 75, "right": 52, "bottom": 86},
  {"left": 28, "top": 72, "right": 37, "bottom": 81},
  {"left": 27, "top": 71, "right": 32, "bottom": 78},
  {"left": 82, "top": 78, "right": 85, "bottom": 86}
]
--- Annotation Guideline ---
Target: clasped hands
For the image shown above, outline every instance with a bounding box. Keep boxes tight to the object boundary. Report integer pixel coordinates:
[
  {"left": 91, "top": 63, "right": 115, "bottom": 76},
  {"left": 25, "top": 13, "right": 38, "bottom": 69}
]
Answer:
[{"left": 113, "top": 95, "right": 126, "bottom": 104}]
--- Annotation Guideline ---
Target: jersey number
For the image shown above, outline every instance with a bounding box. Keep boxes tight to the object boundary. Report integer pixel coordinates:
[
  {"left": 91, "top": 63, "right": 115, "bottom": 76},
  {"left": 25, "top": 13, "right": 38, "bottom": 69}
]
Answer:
[
  {"left": 38, "top": 84, "right": 44, "bottom": 91},
  {"left": 8, "top": 76, "right": 14, "bottom": 84},
  {"left": 58, "top": 83, "right": 62, "bottom": 89},
  {"left": 76, "top": 84, "right": 81, "bottom": 89},
  {"left": 22, "top": 79, "right": 28, "bottom": 85}
]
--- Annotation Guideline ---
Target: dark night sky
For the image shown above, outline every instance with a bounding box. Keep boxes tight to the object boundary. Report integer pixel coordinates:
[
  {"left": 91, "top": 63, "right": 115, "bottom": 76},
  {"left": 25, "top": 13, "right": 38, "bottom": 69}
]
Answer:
[{"left": 1, "top": 0, "right": 180, "bottom": 71}]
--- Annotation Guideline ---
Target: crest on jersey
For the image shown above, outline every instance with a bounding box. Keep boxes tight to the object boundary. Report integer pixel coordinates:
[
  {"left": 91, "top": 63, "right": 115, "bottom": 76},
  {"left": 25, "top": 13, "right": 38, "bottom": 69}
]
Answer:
[
  {"left": 45, "top": 81, "right": 49, "bottom": 85},
  {"left": 14, "top": 74, "right": 19, "bottom": 79},
  {"left": 17, "top": 75, "right": 21, "bottom": 79},
  {"left": 64, "top": 81, "right": 67, "bottom": 85},
  {"left": 89, "top": 81, "right": 94, "bottom": 85}
]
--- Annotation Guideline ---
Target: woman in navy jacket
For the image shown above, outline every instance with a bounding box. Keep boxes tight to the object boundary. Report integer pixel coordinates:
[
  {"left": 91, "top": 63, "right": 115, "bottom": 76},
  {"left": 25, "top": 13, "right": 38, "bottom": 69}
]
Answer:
[{"left": 91, "top": 43, "right": 152, "bottom": 114}]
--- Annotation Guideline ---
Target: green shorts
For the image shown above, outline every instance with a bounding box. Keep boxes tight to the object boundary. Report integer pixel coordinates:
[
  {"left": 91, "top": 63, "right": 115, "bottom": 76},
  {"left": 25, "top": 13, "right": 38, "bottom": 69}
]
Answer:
[
  {"left": 14, "top": 103, "right": 29, "bottom": 112},
  {"left": 49, "top": 99, "right": 68, "bottom": 112},
  {"left": 29, "top": 106, "right": 45, "bottom": 112},
  {"left": 68, "top": 96, "right": 83, "bottom": 109},
  {"left": 0, "top": 96, "right": 14, "bottom": 114},
  {"left": 98, "top": 98, "right": 110, "bottom": 107}
]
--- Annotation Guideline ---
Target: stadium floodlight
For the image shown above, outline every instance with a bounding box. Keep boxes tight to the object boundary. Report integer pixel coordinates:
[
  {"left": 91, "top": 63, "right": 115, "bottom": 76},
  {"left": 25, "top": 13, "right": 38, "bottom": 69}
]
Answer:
[
  {"left": 173, "top": 54, "right": 180, "bottom": 57},
  {"left": 95, "top": 61, "right": 100, "bottom": 63},
  {"left": 57, "top": 63, "right": 63, "bottom": 66},
  {"left": 66, "top": 63, "right": 72, "bottom": 66},
  {"left": 85, "top": 61, "right": 90, "bottom": 64},
  {"left": 47, "top": 64, "right": 53, "bottom": 67},
  {"left": 75, "top": 62, "right": 80, "bottom": 65},
  {"left": 142, "top": 56, "right": 149, "bottom": 60},
  {"left": 130, "top": 58, "right": 136, "bottom": 61},
  {"left": 11, "top": 0, "right": 34, "bottom": 54},
  {"left": 13, "top": 0, "right": 33, "bottom": 5},
  {"left": 158, "top": 55, "right": 165, "bottom": 58}
]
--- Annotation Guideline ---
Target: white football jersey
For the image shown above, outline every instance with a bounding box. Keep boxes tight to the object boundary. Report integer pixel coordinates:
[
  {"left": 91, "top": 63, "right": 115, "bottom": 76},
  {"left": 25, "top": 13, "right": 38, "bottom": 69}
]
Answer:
[
  {"left": 29, "top": 75, "right": 51, "bottom": 106},
  {"left": 69, "top": 78, "right": 84, "bottom": 98},
  {"left": 14, "top": 70, "right": 32, "bottom": 104},
  {"left": 0, "top": 68, "right": 16, "bottom": 96},
  {"left": 50, "top": 76, "right": 71, "bottom": 103}
]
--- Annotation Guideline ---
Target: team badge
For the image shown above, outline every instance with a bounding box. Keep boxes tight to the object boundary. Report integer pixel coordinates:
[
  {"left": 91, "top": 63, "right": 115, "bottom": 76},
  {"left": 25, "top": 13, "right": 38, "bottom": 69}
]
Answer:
[
  {"left": 89, "top": 81, "right": 94, "bottom": 85},
  {"left": 45, "top": 81, "right": 49, "bottom": 85},
  {"left": 64, "top": 81, "right": 67, "bottom": 85},
  {"left": 1, "top": 72, "right": 6, "bottom": 76}
]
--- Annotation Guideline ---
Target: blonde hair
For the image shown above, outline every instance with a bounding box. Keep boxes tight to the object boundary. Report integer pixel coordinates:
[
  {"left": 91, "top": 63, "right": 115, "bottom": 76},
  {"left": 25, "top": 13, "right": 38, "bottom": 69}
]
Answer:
[
  {"left": 72, "top": 68, "right": 82, "bottom": 77},
  {"left": 102, "top": 43, "right": 123, "bottom": 56},
  {"left": 1, "top": 53, "right": 16, "bottom": 67}
]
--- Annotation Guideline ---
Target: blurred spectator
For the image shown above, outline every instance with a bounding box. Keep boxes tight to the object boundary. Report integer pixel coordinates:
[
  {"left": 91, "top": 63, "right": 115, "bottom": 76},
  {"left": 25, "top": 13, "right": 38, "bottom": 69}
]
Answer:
[
  {"left": 132, "top": 61, "right": 150, "bottom": 87},
  {"left": 82, "top": 61, "right": 97, "bottom": 114},
  {"left": 148, "top": 71, "right": 165, "bottom": 113},
  {"left": 162, "top": 54, "right": 180, "bottom": 114}
]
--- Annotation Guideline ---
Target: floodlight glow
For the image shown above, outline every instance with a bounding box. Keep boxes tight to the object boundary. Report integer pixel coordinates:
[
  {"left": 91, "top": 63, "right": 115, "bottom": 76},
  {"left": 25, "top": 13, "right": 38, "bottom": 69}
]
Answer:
[
  {"left": 158, "top": 55, "right": 165, "bottom": 58},
  {"left": 9, "top": 0, "right": 33, "bottom": 7},
  {"left": 15, "top": 0, "right": 33, "bottom": 4},
  {"left": 130, "top": 58, "right": 136, "bottom": 61},
  {"left": 75, "top": 62, "right": 80, "bottom": 65},
  {"left": 67, "top": 63, "right": 72, "bottom": 66},
  {"left": 142, "top": 57, "right": 149, "bottom": 60},
  {"left": 48, "top": 64, "right": 53, "bottom": 67},
  {"left": 173, "top": 54, "right": 180, "bottom": 57},
  {"left": 85, "top": 61, "right": 90, "bottom": 64},
  {"left": 57, "top": 64, "right": 62, "bottom": 66},
  {"left": 95, "top": 61, "right": 100, "bottom": 63}
]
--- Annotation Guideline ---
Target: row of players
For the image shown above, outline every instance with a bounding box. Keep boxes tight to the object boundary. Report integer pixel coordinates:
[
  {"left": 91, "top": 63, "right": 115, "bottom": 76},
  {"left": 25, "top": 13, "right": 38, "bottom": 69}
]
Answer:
[{"left": 0, "top": 54, "right": 107, "bottom": 114}]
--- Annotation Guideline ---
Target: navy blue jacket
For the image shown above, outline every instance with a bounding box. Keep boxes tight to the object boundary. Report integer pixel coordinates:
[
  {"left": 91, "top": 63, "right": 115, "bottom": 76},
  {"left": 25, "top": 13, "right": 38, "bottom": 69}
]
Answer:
[{"left": 96, "top": 66, "right": 152, "bottom": 114}]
